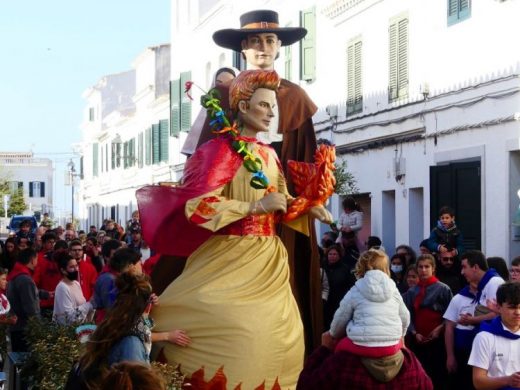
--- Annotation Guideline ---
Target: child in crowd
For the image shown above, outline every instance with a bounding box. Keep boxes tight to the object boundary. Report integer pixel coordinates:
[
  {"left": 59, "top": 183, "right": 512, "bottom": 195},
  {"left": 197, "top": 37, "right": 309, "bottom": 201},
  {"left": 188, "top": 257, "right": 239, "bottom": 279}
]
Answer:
[
  {"left": 327, "top": 249, "right": 410, "bottom": 357},
  {"left": 404, "top": 265, "right": 420, "bottom": 292},
  {"left": 419, "top": 239, "right": 431, "bottom": 255},
  {"left": 337, "top": 197, "right": 363, "bottom": 236},
  {"left": 426, "top": 206, "right": 464, "bottom": 256},
  {"left": 468, "top": 282, "right": 520, "bottom": 389},
  {"left": 365, "top": 236, "right": 384, "bottom": 251}
]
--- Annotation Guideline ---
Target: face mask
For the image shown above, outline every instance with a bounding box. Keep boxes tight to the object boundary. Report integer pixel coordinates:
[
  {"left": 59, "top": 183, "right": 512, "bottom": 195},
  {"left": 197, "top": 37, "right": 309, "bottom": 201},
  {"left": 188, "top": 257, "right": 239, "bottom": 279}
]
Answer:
[
  {"left": 391, "top": 265, "right": 403, "bottom": 273},
  {"left": 66, "top": 271, "right": 79, "bottom": 281}
]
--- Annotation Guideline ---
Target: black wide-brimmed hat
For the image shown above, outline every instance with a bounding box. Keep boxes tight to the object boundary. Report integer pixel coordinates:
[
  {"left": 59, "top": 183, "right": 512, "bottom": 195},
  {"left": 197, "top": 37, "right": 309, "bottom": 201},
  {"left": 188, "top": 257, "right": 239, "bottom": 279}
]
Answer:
[{"left": 213, "top": 10, "right": 307, "bottom": 52}]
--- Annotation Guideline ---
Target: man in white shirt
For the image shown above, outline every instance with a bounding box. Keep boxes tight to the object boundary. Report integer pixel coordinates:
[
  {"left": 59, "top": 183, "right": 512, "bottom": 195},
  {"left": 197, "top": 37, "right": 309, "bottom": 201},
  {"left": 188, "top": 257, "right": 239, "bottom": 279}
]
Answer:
[
  {"left": 459, "top": 250, "right": 504, "bottom": 327},
  {"left": 468, "top": 282, "right": 520, "bottom": 389}
]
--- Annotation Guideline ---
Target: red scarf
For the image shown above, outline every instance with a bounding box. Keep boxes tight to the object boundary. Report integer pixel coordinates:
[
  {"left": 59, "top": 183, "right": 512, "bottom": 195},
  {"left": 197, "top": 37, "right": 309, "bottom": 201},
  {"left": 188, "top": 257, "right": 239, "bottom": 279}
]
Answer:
[{"left": 413, "top": 275, "right": 439, "bottom": 312}]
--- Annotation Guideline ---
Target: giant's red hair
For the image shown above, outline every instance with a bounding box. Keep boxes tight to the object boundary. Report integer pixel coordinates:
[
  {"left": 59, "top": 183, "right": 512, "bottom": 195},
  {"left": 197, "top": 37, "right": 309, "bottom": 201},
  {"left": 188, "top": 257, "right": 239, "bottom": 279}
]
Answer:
[{"left": 229, "top": 70, "right": 280, "bottom": 112}]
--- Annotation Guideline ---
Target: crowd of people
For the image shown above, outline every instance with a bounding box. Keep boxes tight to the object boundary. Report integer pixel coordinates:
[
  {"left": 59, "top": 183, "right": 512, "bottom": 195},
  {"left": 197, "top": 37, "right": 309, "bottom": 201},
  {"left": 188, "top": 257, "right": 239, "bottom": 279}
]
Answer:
[
  {"left": 0, "top": 200, "right": 517, "bottom": 389},
  {"left": 0, "top": 213, "right": 192, "bottom": 389},
  {"left": 316, "top": 203, "right": 520, "bottom": 389},
  {"left": 1, "top": 6, "right": 520, "bottom": 388}
]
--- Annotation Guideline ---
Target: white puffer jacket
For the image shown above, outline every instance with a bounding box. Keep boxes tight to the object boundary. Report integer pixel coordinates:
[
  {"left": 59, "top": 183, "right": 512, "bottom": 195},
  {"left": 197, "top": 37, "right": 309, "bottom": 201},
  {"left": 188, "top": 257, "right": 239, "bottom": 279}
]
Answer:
[{"left": 329, "top": 270, "right": 410, "bottom": 347}]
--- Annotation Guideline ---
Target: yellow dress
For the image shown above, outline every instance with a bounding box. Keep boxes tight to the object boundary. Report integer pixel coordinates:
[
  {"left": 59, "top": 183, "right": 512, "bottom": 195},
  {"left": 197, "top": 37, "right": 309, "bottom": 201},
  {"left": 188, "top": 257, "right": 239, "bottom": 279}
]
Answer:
[{"left": 151, "top": 143, "right": 305, "bottom": 389}]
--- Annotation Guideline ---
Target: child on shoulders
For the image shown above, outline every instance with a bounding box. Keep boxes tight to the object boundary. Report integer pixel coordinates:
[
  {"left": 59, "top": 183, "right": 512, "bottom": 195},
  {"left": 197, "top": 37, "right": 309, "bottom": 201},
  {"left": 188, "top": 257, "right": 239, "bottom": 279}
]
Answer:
[
  {"left": 327, "top": 249, "right": 410, "bottom": 357},
  {"left": 427, "top": 206, "right": 464, "bottom": 257}
]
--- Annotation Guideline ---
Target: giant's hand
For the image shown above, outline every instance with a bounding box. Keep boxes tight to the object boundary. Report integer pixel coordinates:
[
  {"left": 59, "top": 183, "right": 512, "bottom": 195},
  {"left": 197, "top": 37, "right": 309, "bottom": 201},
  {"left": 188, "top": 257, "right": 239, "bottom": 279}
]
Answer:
[
  {"left": 258, "top": 192, "right": 287, "bottom": 214},
  {"left": 309, "top": 206, "right": 333, "bottom": 224}
]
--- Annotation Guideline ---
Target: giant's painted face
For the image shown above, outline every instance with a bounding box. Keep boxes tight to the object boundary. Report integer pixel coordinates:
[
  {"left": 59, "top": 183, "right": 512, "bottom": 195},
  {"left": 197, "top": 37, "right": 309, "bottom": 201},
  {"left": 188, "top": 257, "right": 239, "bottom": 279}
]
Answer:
[
  {"left": 241, "top": 33, "right": 281, "bottom": 70},
  {"left": 239, "top": 87, "right": 276, "bottom": 134}
]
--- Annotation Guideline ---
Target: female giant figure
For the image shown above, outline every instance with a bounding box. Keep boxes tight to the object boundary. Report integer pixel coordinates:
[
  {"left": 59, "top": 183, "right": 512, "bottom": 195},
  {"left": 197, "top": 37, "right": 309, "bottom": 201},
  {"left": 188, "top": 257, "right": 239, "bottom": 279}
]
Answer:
[{"left": 139, "top": 70, "right": 332, "bottom": 389}]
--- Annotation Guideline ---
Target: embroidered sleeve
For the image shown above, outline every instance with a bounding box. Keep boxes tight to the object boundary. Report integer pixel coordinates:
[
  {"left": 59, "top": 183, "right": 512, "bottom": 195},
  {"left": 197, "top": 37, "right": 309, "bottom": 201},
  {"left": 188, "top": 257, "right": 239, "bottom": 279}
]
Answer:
[{"left": 185, "top": 186, "right": 251, "bottom": 232}]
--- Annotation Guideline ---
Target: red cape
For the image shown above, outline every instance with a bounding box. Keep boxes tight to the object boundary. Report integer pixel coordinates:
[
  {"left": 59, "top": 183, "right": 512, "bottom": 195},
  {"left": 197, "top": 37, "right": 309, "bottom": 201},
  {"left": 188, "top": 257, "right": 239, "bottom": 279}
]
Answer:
[{"left": 137, "top": 136, "right": 243, "bottom": 257}]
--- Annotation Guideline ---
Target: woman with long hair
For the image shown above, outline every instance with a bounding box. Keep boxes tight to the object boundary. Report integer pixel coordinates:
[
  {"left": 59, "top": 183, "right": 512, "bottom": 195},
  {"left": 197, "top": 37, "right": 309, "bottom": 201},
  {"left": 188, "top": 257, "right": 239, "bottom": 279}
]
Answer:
[
  {"left": 403, "top": 254, "right": 453, "bottom": 389},
  {"left": 101, "top": 362, "right": 166, "bottom": 390},
  {"left": 322, "top": 244, "right": 356, "bottom": 330},
  {"left": 0, "top": 238, "right": 18, "bottom": 272},
  {"left": 395, "top": 244, "right": 417, "bottom": 266},
  {"left": 52, "top": 250, "right": 93, "bottom": 325},
  {"left": 72, "top": 273, "right": 154, "bottom": 388}
]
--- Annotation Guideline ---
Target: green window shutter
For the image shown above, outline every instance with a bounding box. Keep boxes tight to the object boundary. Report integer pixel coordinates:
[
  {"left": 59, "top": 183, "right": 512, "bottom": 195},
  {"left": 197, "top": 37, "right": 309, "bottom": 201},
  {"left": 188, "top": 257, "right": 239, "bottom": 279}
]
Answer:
[
  {"left": 285, "top": 45, "right": 292, "bottom": 80},
  {"left": 145, "top": 128, "right": 152, "bottom": 165},
  {"left": 152, "top": 124, "right": 160, "bottom": 164},
  {"left": 354, "top": 41, "right": 362, "bottom": 112},
  {"left": 100, "top": 145, "right": 103, "bottom": 173},
  {"left": 93, "top": 142, "right": 99, "bottom": 177},
  {"left": 448, "top": 0, "right": 471, "bottom": 25},
  {"left": 116, "top": 144, "right": 121, "bottom": 168},
  {"left": 159, "top": 119, "right": 169, "bottom": 162},
  {"left": 170, "top": 79, "right": 181, "bottom": 136},
  {"left": 180, "top": 72, "right": 192, "bottom": 132},
  {"left": 138, "top": 132, "right": 144, "bottom": 168},
  {"left": 80, "top": 156, "right": 84, "bottom": 179},
  {"left": 458, "top": 0, "right": 470, "bottom": 20},
  {"left": 397, "top": 18, "right": 409, "bottom": 99},
  {"left": 448, "top": 0, "right": 458, "bottom": 21},
  {"left": 388, "top": 22, "right": 398, "bottom": 101},
  {"left": 123, "top": 141, "right": 128, "bottom": 169},
  {"left": 300, "top": 7, "right": 316, "bottom": 82},
  {"left": 111, "top": 144, "right": 115, "bottom": 170},
  {"left": 346, "top": 39, "right": 363, "bottom": 116},
  {"left": 129, "top": 138, "right": 136, "bottom": 167},
  {"left": 388, "top": 16, "right": 408, "bottom": 102}
]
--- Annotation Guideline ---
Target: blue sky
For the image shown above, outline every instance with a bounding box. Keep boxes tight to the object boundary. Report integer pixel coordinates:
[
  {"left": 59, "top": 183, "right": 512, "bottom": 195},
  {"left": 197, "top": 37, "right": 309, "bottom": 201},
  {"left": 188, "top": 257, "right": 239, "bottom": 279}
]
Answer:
[{"left": 0, "top": 1, "right": 170, "bottom": 218}]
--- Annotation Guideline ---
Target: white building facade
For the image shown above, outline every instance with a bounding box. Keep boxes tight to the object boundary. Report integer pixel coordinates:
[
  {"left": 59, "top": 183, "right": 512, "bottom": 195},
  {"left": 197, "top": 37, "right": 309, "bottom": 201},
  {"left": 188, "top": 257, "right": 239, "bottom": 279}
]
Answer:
[
  {"left": 79, "top": 44, "right": 189, "bottom": 230},
  {"left": 0, "top": 152, "right": 53, "bottom": 217},
  {"left": 172, "top": 0, "right": 520, "bottom": 260}
]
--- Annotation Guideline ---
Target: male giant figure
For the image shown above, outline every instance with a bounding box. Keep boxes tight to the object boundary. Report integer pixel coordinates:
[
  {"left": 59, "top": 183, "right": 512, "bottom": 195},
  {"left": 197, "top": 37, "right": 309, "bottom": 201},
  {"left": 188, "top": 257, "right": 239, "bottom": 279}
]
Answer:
[{"left": 152, "top": 10, "right": 322, "bottom": 352}]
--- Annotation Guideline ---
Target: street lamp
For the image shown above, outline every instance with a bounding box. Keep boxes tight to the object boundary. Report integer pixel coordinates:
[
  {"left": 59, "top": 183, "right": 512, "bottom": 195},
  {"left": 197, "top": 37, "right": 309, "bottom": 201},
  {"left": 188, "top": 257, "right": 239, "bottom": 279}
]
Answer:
[{"left": 67, "top": 159, "right": 76, "bottom": 223}]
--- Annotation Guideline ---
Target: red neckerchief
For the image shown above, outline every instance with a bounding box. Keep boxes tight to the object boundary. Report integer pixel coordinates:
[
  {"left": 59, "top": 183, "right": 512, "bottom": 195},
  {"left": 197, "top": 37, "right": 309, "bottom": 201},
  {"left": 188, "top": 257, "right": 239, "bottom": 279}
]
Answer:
[
  {"left": 7, "top": 262, "right": 32, "bottom": 281},
  {"left": 413, "top": 275, "right": 439, "bottom": 312}
]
